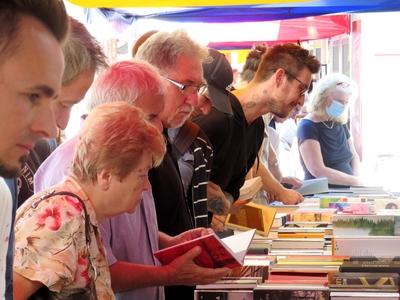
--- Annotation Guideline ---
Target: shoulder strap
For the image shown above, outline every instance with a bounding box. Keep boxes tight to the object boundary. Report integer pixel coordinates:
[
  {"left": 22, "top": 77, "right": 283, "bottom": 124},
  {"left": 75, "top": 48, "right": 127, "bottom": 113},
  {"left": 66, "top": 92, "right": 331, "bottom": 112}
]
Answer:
[
  {"left": 174, "top": 121, "right": 201, "bottom": 155},
  {"left": 32, "top": 190, "right": 91, "bottom": 245}
]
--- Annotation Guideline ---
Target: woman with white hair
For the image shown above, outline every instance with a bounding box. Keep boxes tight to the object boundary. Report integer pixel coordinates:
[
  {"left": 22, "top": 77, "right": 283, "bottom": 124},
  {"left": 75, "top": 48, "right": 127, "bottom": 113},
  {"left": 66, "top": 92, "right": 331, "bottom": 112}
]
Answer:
[{"left": 297, "top": 73, "right": 363, "bottom": 187}]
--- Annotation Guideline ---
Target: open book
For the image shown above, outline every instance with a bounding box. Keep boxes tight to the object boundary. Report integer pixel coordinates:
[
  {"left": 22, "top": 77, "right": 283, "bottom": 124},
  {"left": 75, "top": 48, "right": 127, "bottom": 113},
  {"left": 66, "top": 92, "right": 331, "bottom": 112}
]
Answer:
[
  {"left": 225, "top": 202, "right": 277, "bottom": 236},
  {"left": 154, "top": 229, "right": 256, "bottom": 269},
  {"left": 296, "top": 177, "right": 329, "bottom": 196}
]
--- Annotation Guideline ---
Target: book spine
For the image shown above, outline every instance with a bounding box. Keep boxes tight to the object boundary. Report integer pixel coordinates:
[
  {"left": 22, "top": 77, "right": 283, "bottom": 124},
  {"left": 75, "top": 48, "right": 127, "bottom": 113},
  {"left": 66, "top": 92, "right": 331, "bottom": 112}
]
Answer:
[{"left": 331, "top": 275, "right": 399, "bottom": 287}]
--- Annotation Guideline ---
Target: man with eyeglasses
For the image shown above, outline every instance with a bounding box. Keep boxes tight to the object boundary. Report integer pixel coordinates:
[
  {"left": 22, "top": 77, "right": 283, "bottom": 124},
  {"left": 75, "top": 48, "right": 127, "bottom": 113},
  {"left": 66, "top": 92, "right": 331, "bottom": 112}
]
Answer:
[
  {"left": 195, "top": 43, "right": 320, "bottom": 208},
  {"left": 136, "top": 30, "right": 229, "bottom": 300}
]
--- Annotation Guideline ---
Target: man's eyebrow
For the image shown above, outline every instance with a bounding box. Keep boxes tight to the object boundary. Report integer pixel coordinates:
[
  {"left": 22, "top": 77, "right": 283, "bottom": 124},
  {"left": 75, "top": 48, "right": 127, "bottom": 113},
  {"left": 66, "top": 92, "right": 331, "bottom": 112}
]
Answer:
[{"left": 31, "top": 85, "right": 56, "bottom": 98}]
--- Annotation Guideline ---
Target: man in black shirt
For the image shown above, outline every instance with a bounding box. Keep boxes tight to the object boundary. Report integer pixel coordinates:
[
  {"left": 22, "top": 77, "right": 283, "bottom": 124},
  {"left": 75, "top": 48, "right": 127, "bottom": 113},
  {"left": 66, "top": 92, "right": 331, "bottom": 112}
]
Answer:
[{"left": 195, "top": 44, "right": 320, "bottom": 206}]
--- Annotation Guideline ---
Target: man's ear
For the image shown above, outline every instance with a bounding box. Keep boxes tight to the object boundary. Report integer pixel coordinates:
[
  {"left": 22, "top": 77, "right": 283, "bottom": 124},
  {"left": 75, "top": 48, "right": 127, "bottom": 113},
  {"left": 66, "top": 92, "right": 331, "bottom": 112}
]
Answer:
[
  {"left": 97, "top": 169, "right": 112, "bottom": 191},
  {"left": 275, "top": 68, "right": 286, "bottom": 88}
]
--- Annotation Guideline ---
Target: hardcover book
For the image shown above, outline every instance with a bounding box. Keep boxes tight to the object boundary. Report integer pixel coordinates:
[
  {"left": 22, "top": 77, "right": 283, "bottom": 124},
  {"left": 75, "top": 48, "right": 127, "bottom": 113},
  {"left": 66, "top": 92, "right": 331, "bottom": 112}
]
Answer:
[
  {"left": 332, "top": 236, "right": 400, "bottom": 256},
  {"left": 329, "top": 272, "right": 399, "bottom": 289},
  {"left": 340, "top": 258, "right": 400, "bottom": 274},
  {"left": 225, "top": 202, "right": 277, "bottom": 236},
  {"left": 332, "top": 215, "right": 400, "bottom": 236},
  {"left": 154, "top": 229, "right": 256, "bottom": 269}
]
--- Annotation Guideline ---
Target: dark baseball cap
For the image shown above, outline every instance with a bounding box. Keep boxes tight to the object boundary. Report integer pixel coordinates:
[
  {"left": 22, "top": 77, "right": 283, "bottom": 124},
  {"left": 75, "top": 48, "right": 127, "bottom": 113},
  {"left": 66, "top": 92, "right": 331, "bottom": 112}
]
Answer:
[{"left": 202, "top": 48, "right": 233, "bottom": 115}]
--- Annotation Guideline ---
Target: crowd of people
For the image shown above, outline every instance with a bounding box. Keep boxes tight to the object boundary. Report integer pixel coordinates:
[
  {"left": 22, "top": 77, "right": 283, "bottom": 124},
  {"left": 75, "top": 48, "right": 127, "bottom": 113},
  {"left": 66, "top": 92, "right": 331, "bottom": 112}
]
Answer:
[{"left": 0, "top": 1, "right": 363, "bottom": 299}]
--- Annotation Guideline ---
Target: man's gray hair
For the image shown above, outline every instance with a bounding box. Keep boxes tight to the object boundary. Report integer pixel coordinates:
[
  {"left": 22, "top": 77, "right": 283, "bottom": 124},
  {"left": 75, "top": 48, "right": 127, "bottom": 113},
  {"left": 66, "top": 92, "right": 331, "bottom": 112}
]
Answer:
[
  {"left": 87, "top": 59, "right": 164, "bottom": 111},
  {"left": 136, "top": 30, "right": 209, "bottom": 73},
  {"left": 62, "top": 17, "right": 107, "bottom": 85}
]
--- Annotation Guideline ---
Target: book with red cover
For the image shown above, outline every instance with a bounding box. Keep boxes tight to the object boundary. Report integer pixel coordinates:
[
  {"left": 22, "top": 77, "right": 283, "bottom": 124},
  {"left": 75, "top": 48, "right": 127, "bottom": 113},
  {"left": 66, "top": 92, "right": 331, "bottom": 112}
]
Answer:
[{"left": 154, "top": 229, "right": 256, "bottom": 269}]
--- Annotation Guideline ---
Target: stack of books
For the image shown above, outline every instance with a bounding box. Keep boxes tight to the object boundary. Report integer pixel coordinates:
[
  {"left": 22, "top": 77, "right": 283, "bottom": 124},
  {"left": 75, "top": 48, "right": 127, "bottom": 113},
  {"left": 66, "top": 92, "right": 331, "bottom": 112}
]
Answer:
[{"left": 329, "top": 257, "right": 400, "bottom": 299}]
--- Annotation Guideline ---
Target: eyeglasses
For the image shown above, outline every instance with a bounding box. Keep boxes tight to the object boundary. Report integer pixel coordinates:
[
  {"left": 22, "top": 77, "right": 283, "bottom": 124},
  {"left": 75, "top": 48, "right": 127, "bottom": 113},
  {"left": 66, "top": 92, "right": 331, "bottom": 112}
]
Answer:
[
  {"left": 163, "top": 77, "right": 207, "bottom": 95},
  {"left": 284, "top": 69, "right": 313, "bottom": 96}
]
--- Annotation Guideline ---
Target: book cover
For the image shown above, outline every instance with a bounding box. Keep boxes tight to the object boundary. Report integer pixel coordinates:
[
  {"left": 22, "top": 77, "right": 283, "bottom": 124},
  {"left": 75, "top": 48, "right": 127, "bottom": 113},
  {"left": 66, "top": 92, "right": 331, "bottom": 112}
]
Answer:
[
  {"left": 254, "top": 285, "right": 329, "bottom": 300},
  {"left": 271, "top": 238, "right": 325, "bottom": 250},
  {"left": 195, "top": 290, "right": 253, "bottom": 300},
  {"left": 330, "top": 291, "right": 400, "bottom": 299},
  {"left": 329, "top": 272, "right": 399, "bottom": 289},
  {"left": 291, "top": 208, "right": 336, "bottom": 222},
  {"left": 332, "top": 236, "right": 400, "bottom": 256},
  {"left": 340, "top": 258, "right": 400, "bottom": 273},
  {"left": 328, "top": 202, "right": 370, "bottom": 214},
  {"left": 332, "top": 215, "right": 400, "bottom": 236},
  {"left": 154, "top": 229, "right": 256, "bottom": 269},
  {"left": 319, "top": 197, "right": 348, "bottom": 209},
  {"left": 277, "top": 232, "right": 325, "bottom": 239},
  {"left": 284, "top": 221, "right": 331, "bottom": 228},
  {"left": 296, "top": 177, "right": 329, "bottom": 196},
  {"left": 374, "top": 198, "right": 400, "bottom": 211},
  {"left": 225, "top": 202, "right": 276, "bottom": 236}
]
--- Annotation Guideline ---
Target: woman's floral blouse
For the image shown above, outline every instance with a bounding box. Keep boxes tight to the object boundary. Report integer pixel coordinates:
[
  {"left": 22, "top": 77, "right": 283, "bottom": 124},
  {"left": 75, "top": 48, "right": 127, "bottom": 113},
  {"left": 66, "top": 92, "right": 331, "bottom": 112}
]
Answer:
[{"left": 14, "top": 177, "right": 115, "bottom": 299}]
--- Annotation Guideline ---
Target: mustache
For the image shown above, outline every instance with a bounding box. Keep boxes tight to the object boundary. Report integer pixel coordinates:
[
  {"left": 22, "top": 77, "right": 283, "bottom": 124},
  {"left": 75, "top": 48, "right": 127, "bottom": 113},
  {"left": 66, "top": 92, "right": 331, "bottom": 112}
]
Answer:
[{"left": 177, "top": 105, "right": 194, "bottom": 114}]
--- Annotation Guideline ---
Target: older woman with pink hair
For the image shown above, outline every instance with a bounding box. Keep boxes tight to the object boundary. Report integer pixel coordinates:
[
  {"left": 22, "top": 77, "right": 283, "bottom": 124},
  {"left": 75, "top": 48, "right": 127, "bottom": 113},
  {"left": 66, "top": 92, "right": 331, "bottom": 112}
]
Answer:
[{"left": 13, "top": 102, "right": 166, "bottom": 299}]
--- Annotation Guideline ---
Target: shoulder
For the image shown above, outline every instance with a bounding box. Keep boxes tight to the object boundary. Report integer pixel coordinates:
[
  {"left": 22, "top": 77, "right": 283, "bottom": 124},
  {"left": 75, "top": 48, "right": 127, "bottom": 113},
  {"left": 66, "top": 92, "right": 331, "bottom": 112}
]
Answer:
[
  {"left": 297, "top": 119, "right": 319, "bottom": 142},
  {"left": 16, "top": 191, "right": 85, "bottom": 235}
]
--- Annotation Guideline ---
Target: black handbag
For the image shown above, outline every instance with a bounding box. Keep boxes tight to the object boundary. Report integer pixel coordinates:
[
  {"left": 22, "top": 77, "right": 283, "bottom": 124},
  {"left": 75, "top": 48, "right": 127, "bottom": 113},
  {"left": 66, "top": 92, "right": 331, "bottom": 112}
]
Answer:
[{"left": 28, "top": 191, "right": 99, "bottom": 300}]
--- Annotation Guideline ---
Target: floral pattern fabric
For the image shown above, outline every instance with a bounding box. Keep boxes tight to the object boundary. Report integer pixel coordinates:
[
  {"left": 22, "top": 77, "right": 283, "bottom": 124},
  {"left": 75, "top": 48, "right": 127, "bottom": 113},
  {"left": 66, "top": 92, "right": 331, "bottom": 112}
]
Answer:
[{"left": 14, "top": 177, "right": 115, "bottom": 299}]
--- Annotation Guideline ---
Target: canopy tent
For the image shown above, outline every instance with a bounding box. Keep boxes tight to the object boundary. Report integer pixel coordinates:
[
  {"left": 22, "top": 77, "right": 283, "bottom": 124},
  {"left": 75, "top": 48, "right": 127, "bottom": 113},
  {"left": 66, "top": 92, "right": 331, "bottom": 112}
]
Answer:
[
  {"left": 208, "top": 14, "right": 349, "bottom": 49},
  {"left": 70, "top": 0, "right": 400, "bottom": 22},
  {"left": 82, "top": 5, "right": 350, "bottom": 49}
]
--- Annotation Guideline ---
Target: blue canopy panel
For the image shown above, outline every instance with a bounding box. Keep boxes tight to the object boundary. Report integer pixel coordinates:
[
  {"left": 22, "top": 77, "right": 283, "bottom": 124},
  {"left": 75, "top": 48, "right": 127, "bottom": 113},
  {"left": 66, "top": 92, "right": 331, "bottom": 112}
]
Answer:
[{"left": 95, "top": 0, "right": 400, "bottom": 23}]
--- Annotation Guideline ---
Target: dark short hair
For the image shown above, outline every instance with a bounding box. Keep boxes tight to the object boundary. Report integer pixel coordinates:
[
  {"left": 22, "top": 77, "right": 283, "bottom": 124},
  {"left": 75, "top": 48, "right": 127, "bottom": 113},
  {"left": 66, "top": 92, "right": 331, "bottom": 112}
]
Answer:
[
  {"left": 0, "top": 0, "right": 69, "bottom": 62},
  {"left": 254, "top": 43, "right": 320, "bottom": 82}
]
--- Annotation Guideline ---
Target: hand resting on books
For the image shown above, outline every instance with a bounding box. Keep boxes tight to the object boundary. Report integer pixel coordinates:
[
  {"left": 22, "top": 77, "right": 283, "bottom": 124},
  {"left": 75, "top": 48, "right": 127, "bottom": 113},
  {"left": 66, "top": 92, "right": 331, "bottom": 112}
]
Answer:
[
  {"left": 267, "top": 187, "right": 304, "bottom": 205},
  {"left": 281, "top": 176, "right": 303, "bottom": 189},
  {"left": 162, "top": 246, "right": 231, "bottom": 285}
]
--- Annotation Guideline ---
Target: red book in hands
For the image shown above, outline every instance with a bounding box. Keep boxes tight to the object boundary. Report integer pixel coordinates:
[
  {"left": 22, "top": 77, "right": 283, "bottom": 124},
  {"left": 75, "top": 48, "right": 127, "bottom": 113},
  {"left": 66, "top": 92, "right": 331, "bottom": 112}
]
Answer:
[{"left": 154, "top": 229, "right": 256, "bottom": 269}]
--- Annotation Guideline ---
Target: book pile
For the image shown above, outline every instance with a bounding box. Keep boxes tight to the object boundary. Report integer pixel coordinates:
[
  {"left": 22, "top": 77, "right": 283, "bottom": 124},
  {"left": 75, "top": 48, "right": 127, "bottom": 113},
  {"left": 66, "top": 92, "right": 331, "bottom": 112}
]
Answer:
[
  {"left": 277, "top": 221, "right": 332, "bottom": 239},
  {"left": 329, "top": 257, "right": 400, "bottom": 299},
  {"left": 332, "top": 214, "right": 400, "bottom": 256}
]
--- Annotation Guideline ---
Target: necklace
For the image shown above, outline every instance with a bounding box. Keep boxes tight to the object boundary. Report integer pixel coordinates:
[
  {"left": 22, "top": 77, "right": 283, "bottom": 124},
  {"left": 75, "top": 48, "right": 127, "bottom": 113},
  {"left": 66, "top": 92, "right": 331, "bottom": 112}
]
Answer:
[{"left": 321, "top": 121, "right": 335, "bottom": 129}]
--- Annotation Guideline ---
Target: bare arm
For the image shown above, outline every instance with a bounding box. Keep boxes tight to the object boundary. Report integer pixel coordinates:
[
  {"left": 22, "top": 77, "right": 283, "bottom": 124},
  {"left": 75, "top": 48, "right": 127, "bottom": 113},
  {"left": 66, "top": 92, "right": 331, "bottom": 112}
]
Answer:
[
  {"left": 253, "top": 160, "right": 303, "bottom": 205},
  {"left": 267, "top": 144, "right": 282, "bottom": 182},
  {"left": 13, "top": 272, "right": 43, "bottom": 300},
  {"left": 110, "top": 244, "right": 230, "bottom": 292},
  {"left": 299, "top": 139, "right": 362, "bottom": 186},
  {"left": 348, "top": 137, "right": 361, "bottom": 176}
]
